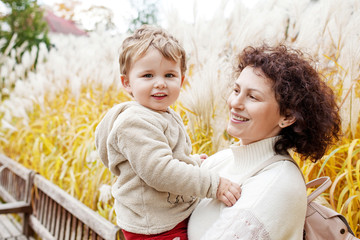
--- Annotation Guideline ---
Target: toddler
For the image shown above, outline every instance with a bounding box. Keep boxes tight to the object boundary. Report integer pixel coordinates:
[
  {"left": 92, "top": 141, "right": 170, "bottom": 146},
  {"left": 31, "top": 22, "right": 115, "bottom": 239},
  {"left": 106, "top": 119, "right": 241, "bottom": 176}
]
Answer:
[{"left": 95, "top": 25, "right": 241, "bottom": 240}]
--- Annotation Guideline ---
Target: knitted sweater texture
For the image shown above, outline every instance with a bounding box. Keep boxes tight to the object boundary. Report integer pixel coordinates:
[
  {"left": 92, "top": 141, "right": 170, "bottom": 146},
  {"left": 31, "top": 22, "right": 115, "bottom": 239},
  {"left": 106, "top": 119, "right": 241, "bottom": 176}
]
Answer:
[
  {"left": 188, "top": 137, "right": 307, "bottom": 240},
  {"left": 95, "top": 101, "right": 219, "bottom": 234}
]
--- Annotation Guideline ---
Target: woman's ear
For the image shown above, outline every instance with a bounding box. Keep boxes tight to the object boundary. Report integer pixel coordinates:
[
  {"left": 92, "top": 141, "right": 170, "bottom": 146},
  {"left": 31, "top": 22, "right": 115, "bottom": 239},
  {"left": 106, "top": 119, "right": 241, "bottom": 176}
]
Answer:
[
  {"left": 121, "top": 75, "right": 132, "bottom": 94},
  {"left": 279, "top": 113, "right": 296, "bottom": 128}
]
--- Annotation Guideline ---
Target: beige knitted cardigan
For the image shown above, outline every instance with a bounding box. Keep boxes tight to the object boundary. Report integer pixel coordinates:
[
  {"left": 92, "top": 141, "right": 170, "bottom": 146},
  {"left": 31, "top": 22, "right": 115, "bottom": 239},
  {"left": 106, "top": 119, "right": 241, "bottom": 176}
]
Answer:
[{"left": 95, "top": 101, "right": 219, "bottom": 234}]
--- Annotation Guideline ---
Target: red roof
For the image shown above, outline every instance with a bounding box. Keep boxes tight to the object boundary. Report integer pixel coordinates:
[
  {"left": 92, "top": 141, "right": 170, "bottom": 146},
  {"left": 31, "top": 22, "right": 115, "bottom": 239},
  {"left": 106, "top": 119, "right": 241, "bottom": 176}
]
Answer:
[{"left": 44, "top": 10, "right": 87, "bottom": 36}]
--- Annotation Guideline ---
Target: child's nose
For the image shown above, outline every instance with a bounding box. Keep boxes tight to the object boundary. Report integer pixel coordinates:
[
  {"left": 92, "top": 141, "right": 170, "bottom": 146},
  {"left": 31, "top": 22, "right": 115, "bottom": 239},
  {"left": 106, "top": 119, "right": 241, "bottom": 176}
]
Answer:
[{"left": 154, "top": 77, "right": 166, "bottom": 88}]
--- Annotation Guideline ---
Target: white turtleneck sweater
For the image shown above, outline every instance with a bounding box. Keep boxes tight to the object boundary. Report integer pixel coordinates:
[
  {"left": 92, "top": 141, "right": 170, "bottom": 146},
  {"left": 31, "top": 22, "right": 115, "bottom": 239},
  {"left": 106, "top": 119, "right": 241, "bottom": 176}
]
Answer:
[{"left": 188, "top": 137, "right": 307, "bottom": 240}]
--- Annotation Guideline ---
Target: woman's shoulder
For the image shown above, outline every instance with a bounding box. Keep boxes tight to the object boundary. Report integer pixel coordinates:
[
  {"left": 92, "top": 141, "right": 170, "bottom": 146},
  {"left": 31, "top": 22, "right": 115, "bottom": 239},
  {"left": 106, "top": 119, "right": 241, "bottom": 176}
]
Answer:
[
  {"left": 263, "top": 160, "right": 304, "bottom": 185},
  {"left": 253, "top": 160, "right": 305, "bottom": 190},
  {"left": 243, "top": 160, "right": 306, "bottom": 207}
]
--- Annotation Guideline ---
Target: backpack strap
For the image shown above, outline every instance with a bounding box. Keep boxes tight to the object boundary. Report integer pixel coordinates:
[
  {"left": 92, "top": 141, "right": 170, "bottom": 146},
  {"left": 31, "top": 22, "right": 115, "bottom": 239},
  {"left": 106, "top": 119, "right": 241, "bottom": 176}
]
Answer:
[
  {"left": 306, "top": 177, "right": 331, "bottom": 203},
  {"left": 236, "top": 154, "right": 333, "bottom": 204},
  {"left": 238, "top": 154, "right": 300, "bottom": 185}
]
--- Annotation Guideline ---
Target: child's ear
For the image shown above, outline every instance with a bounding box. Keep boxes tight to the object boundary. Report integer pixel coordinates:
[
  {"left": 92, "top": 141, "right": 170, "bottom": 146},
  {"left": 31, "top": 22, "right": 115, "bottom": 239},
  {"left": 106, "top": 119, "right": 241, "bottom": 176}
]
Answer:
[
  {"left": 121, "top": 75, "right": 132, "bottom": 94},
  {"left": 180, "top": 76, "right": 185, "bottom": 86}
]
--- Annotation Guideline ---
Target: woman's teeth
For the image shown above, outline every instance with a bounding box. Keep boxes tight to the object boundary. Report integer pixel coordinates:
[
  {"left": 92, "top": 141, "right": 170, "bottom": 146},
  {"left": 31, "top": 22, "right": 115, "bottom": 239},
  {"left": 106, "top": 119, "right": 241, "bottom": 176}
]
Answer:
[{"left": 233, "top": 115, "right": 249, "bottom": 121}]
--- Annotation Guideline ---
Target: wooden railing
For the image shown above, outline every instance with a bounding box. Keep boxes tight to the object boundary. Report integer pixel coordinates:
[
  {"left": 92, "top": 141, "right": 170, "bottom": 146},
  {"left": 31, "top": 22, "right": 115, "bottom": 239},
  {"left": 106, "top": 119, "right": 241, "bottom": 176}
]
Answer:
[{"left": 0, "top": 154, "right": 124, "bottom": 240}]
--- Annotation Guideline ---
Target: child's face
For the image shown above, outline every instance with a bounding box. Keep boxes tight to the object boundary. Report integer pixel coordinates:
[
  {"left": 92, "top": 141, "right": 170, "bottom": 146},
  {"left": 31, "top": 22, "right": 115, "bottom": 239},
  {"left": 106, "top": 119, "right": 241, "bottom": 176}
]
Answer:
[{"left": 121, "top": 48, "right": 184, "bottom": 112}]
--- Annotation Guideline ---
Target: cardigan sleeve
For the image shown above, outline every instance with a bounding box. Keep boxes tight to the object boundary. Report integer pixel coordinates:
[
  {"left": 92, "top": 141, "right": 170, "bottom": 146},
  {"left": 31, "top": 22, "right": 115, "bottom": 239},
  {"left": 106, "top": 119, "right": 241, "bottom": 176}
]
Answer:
[{"left": 111, "top": 110, "right": 219, "bottom": 199}]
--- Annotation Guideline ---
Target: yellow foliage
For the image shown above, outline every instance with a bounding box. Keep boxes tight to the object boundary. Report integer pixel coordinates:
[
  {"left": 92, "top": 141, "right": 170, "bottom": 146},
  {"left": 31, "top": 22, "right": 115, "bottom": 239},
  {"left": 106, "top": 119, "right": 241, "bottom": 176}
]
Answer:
[
  {"left": 0, "top": 84, "right": 130, "bottom": 221},
  {"left": 0, "top": 0, "right": 360, "bottom": 235}
]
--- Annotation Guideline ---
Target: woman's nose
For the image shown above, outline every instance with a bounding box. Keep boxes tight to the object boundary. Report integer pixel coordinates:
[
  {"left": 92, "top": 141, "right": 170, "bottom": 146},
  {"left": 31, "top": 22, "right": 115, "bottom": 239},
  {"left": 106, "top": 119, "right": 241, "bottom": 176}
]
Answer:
[{"left": 231, "top": 95, "right": 245, "bottom": 110}]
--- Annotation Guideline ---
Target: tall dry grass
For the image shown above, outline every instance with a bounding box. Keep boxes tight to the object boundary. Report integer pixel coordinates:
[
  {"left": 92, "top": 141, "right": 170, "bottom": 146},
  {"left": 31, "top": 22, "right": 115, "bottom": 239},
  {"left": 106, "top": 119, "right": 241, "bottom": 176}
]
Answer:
[{"left": 0, "top": 0, "right": 359, "bottom": 236}]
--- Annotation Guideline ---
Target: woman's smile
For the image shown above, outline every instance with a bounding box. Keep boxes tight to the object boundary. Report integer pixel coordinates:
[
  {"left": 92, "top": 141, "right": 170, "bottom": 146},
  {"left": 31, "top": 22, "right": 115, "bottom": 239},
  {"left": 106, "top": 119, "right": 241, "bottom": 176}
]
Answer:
[{"left": 230, "top": 112, "right": 250, "bottom": 122}]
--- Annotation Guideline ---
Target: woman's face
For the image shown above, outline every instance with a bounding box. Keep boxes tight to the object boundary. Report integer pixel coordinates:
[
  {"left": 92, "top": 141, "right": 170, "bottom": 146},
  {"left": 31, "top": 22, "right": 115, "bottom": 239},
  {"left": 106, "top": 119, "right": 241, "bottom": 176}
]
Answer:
[{"left": 227, "top": 66, "right": 286, "bottom": 145}]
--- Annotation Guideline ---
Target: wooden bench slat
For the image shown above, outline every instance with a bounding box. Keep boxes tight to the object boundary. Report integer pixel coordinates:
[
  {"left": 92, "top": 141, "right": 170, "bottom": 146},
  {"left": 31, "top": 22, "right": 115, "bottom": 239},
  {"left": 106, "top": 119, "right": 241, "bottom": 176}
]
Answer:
[
  {"left": 54, "top": 202, "right": 62, "bottom": 238},
  {"left": 50, "top": 198, "right": 57, "bottom": 235},
  {"left": 70, "top": 214, "right": 77, "bottom": 240},
  {"left": 65, "top": 210, "right": 71, "bottom": 240},
  {"left": 59, "top": 207, "right": 67, "bottom": 240},
  {"left": 0, "top": 180, "right": 22, "bottom": 203},
  {"left": 17, "top": 236, "right": 30, "bottom": 240},
  {"left": 77, "top": 221, "right": 84, "bottom": 240},
  {"left": 46, "top": 196, "right": 53, "bottom": 230},
  {"left": 0, "top": 201, "right": 32, "bottom": 214},
  {"left": 43, "top": 192, "right": 49, "bottom": 226},
  {"left": 0, "top": 214, "right": 22, "bottom": 238},
  {"left": 83, "top": 225, "right": 90, "bottom": 239},
  {"left": 29, "top": 215, "right": 56, "bottom": 240},
  {"left": 0, "top": 214, "right": 14, "bottom": 238}
]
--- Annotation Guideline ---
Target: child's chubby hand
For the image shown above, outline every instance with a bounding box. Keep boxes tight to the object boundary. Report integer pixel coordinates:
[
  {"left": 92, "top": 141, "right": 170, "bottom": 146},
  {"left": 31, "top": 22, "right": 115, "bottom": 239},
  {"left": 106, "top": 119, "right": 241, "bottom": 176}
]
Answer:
[
  {"left": 199, "top": 154, "right": 208, "bottom": 164},
  {"left": 216, "top": 177, "right": 241, "bottom": 207}
]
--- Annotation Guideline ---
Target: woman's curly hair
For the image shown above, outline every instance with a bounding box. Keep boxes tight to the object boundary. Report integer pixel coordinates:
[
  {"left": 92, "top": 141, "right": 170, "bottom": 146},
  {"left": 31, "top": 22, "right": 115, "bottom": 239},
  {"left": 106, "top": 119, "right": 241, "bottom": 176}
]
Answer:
[{"left": 234, "top": 44, "right": 341, "bottom": 162}]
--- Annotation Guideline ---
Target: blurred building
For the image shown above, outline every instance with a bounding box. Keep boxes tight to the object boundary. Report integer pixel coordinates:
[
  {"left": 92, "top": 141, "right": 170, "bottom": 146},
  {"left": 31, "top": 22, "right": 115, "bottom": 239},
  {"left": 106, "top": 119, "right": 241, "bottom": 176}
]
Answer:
[{"left": 44, "top": 10, "right": 87, "bottom": 36}]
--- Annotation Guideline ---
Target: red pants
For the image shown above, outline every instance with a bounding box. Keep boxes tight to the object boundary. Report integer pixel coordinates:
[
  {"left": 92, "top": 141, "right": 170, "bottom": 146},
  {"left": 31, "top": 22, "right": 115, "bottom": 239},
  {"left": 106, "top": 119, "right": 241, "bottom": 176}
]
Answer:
[{"left": 122, "top": 218, "right": 188, "bottom": 240}]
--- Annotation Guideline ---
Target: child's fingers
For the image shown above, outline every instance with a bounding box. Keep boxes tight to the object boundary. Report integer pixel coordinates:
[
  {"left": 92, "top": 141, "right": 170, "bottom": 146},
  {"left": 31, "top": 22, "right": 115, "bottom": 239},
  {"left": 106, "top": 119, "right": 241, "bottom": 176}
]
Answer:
[
  {"left": 229, "top": 184, "right": 241, "bottom": 201},
  {"left": 224, "top": 190, "right": 237, "bottom": 206},
  {"left": 230, "top": 183, "right": 241, "bottom": 200},
  {"left": 216, "top": 177, "right": 231, "bottom": 199},
  {"left": 216, "top": 177, "right": 242, "bottom": 206},
  {"left": 218, "top": 193, "right": 232, "bottom": 207}
]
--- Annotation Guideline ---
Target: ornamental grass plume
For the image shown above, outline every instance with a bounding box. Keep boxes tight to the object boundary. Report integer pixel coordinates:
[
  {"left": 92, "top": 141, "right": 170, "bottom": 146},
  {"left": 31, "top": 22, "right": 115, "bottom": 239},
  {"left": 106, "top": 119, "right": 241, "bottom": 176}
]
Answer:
[{"left": 0, "top": 0, "right": 359, "bottom": 235}]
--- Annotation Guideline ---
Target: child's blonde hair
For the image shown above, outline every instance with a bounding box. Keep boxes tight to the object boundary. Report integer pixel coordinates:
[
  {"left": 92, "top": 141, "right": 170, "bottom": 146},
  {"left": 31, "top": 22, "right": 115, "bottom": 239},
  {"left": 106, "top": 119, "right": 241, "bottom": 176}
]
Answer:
[{"left": 119, "top": 25, "right": 187, "bottom": 77}]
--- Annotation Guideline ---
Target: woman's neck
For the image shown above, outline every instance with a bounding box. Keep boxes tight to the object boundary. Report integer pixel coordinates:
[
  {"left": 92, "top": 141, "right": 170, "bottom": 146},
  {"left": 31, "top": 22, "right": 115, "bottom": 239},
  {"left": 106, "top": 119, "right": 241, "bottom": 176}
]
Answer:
[{"left": 229, "top": 136, "right": 279, "bottom": 173}]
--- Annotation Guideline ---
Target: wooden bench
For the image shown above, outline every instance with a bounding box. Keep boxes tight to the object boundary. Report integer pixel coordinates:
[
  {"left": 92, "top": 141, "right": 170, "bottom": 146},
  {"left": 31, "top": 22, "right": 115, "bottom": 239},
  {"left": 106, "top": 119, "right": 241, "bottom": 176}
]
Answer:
[{"left": 0, "top": 154, "right": 124, "bottom": 240}]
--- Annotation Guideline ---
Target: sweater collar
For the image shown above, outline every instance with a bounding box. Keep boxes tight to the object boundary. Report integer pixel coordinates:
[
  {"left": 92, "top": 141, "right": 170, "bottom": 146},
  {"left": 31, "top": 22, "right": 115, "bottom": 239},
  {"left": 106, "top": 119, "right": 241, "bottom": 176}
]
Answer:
[{"left": 229, "top": 136, "right": 278, "bottom": 173}]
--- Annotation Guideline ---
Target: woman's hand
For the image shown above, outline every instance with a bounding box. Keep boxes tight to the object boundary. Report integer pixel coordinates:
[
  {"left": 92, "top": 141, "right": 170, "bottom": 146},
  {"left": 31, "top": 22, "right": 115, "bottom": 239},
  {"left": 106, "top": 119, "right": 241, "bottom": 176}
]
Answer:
[{"left": 216, "top": 177, "right": 241, "bottom": 207}]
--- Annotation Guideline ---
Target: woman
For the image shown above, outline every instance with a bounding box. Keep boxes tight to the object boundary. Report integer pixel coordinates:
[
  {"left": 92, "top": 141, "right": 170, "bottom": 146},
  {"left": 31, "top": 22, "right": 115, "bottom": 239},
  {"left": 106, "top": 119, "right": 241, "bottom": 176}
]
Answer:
[{"left": 188, "top": 44, "right": 341, "bottom": 240}]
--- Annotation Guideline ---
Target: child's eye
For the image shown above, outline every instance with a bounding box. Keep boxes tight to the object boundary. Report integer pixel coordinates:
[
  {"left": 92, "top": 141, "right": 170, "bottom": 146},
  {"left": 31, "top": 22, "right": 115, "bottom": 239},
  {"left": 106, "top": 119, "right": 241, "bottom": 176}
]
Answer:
[
  {"left": 165, "top": 73, "right": 175, "bottom": 78},
  {"left": 143, "top": 74, "right": 153, "bottom": 78}
]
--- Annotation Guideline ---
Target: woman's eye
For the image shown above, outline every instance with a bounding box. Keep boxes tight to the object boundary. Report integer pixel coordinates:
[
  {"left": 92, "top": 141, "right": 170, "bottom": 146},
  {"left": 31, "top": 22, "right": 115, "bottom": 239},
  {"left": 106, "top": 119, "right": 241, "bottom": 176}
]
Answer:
[
  {"left": 249, "top": 95, "right": 257, "bottom": 100},
  {"left": 233, "top": 88, "right": 240, "bottom": 94}
]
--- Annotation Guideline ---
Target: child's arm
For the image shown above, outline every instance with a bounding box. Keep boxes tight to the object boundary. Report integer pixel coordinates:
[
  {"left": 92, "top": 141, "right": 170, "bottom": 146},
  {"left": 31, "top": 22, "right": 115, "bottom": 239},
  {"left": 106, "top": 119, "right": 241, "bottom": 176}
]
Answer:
[
  {"left": 196, "top": 154, "right": 241, "bottom": 206},
  {"left": 115, "top": 112, "right": 220, "bottom": 199}
]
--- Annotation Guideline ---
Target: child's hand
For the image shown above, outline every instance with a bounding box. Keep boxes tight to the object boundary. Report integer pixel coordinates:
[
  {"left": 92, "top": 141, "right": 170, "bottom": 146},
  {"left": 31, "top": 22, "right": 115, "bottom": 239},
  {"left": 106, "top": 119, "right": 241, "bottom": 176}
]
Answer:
[
  {"left": 216, "top": 177, "right": 241, "bottom": 207},
  {"left": 199, "top": 154, "right": 208, "bottom": 164}
]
